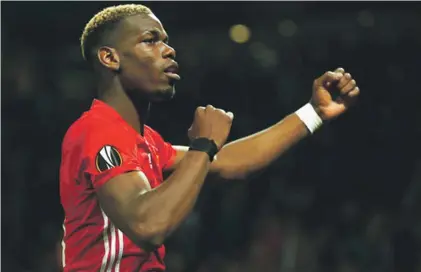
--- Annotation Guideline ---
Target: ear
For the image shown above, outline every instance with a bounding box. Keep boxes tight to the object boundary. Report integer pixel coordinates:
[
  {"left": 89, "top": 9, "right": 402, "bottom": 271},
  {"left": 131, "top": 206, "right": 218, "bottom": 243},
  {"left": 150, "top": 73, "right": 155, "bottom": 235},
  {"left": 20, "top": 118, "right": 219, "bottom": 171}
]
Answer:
[{"left": 97, "top": 46, "right": 120, "bottom": 71}]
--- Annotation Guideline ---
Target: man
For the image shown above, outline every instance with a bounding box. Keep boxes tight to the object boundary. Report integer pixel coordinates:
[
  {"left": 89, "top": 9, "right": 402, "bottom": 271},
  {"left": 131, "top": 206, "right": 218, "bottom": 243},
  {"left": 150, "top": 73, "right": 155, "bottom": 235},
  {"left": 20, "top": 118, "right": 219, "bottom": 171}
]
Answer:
[{"left": 60, "top": 4, "right": 360, "bottom": 272}]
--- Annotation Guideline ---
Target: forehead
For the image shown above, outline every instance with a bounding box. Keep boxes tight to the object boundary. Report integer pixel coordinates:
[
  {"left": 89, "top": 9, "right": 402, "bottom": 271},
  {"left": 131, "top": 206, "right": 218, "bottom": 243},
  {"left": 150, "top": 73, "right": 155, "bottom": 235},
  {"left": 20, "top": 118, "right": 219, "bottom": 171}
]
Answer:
[{"left": 120, "top": 13, "right": 166, "bottom": 37}]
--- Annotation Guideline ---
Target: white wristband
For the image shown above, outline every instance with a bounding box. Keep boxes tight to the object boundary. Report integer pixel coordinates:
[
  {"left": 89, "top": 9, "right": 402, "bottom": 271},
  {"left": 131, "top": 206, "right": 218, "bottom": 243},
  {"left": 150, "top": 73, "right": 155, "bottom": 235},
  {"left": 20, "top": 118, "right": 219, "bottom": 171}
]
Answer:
[{"left": 295, "top": 103, "right": 323, "bottom": 134}]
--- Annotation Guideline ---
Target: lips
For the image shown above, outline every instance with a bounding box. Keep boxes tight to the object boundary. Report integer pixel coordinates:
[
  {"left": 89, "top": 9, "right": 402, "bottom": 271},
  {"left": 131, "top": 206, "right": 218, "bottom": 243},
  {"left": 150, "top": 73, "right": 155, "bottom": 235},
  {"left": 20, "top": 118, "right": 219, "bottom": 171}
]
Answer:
[
  {"left": 164, "top": 64, "right": 179, "bottom": 73},
  {"left": 164, "top": 63, "right": 181, "bottom": 80}
]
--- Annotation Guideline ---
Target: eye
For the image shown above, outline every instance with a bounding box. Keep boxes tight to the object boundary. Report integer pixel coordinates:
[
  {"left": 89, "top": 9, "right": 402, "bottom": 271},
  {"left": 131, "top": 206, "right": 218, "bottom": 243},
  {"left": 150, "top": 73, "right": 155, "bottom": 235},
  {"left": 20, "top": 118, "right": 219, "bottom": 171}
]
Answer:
[{"left": 143, "top": 38, "right": 157, "bottom": 44}]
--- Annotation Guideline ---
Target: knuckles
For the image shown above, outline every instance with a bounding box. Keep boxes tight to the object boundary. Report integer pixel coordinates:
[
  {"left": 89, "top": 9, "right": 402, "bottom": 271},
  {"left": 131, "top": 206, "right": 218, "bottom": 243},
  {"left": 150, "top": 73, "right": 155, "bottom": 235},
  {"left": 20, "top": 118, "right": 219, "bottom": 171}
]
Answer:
[{"left": 195, "top": 106, "right": 232, "bottom": 119}]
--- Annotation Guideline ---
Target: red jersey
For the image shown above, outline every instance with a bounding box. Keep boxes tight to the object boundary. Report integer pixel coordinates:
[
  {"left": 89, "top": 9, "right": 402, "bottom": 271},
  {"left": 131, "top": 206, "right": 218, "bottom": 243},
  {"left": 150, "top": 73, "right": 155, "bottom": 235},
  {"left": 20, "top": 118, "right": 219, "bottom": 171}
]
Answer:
[{"left": 60, "top": 99, "right": 176, "bottom": 272}]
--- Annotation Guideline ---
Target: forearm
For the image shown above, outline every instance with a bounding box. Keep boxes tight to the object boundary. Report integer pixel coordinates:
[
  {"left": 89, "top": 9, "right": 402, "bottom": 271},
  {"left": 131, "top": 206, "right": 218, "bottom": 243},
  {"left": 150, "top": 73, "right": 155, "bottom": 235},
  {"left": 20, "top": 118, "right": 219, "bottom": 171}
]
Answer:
[
  {"left": 132, "top": 151, "right": 210, "bottom": 245},
  {"left": 214, "top": 113, "right": 310, "bottom": 179}
]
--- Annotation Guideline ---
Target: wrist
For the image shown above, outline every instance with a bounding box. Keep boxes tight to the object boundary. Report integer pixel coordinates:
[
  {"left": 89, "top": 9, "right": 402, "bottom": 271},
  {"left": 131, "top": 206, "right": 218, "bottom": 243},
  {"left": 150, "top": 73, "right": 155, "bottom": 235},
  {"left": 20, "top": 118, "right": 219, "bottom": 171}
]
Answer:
[
  {"left": 309, "top": 101, "right": 323, "bottom": 117},
  {"left": 295, "top": 103, "right": 323, "bottom": 134},
  {"left": 189, "top": 138, "right": 218, "bottom": 162}
]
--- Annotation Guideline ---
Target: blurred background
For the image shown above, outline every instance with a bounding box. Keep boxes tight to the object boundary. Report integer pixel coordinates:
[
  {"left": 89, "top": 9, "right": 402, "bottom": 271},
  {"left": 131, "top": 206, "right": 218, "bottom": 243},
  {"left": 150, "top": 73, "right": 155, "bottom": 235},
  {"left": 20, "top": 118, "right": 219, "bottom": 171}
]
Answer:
[{"left": 2, "top": 1, "right": 421, "bottom": 271}]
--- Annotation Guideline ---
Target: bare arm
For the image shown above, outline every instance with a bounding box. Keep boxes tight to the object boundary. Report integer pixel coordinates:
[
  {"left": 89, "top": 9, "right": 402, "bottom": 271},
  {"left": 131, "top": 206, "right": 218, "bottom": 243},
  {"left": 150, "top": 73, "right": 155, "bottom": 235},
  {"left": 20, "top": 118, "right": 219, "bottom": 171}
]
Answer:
[
  {"left": 97, "top": 151, "right": 210, "bottom": 250},
  {"left": 212, "top": 113, "right": 309, "bottom": 179},
  {"left": 170, "top": 113, "right": 308, "bottom": 180}
]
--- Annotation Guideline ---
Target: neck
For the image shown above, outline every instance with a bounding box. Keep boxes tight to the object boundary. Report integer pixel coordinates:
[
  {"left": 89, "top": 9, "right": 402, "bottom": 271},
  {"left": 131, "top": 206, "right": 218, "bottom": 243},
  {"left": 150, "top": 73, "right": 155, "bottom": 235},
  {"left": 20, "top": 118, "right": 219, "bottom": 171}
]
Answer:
[{"left": 99, "top": 77, "right": 150, "bottom": 135}]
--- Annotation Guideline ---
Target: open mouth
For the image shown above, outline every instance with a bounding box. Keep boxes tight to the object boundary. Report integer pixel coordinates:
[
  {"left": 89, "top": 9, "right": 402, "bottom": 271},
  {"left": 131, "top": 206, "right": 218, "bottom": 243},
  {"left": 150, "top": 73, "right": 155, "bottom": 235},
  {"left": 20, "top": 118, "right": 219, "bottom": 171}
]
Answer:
[
  {"left": 164, "top": 62, "right": 180, "bottom": 80},
  {"left": 164, "top": 65, "right": 180, "bottom": 80},
  {"left": 164, "top": 65, "right": 178, "bottom": 74}
]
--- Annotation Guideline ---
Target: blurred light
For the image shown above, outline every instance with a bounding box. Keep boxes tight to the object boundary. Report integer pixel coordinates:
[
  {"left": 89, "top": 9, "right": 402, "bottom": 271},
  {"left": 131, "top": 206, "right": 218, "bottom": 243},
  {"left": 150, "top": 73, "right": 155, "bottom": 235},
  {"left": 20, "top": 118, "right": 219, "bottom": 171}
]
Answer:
[
  {"left": 229, "top": 24, "right": 251, "bottom": 44},
  {"left": 278, "top": 20, "right": 297, "bottom": 37},
  {"left": 249, "top": 42, "right": 267, "bottom": 58},
  {"left": 249, "top": 42, "right": 278, "bottom": 68},
  {"left": 357, "top": 10, "right": 375, "bottom": 27}
]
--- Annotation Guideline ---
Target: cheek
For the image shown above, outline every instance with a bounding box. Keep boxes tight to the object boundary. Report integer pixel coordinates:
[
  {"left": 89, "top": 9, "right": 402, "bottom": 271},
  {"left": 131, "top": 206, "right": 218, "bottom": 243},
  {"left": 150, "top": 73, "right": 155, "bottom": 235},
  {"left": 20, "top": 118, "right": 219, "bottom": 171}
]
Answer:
[
  {"left": 123, "top": 46, "right": 153, "bottom": 70},
  {"left": 133, "top": 51, "right": 160, "bottom": 76},
  {"left": 123, "top": 55, "right": 155, "bottom": 82},
  {"left": 121, "top": 47, "right": 163, "bottom": 87}
]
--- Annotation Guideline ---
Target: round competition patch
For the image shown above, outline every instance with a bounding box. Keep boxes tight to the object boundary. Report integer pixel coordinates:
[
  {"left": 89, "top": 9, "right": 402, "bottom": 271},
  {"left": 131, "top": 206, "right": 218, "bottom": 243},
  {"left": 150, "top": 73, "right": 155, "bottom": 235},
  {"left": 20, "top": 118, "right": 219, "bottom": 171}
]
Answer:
[{"left": 95, "top": 145, "right": 122, "bottom": 172}]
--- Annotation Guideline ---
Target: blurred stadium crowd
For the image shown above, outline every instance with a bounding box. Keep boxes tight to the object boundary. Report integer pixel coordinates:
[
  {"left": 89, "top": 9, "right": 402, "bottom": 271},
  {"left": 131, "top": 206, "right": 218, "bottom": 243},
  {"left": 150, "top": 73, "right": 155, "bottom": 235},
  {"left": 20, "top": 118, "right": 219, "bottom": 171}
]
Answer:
[{"left": 2, "top": 2, "right": 421, "bottom": 271}]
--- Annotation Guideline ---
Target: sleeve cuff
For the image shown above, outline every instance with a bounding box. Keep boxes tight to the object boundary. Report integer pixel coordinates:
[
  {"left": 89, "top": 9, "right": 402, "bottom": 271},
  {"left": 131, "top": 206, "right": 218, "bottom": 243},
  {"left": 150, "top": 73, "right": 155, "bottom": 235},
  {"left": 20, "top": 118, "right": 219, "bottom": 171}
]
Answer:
[{"left": 92, "top": 163, "right": 142, "bottom": 190}]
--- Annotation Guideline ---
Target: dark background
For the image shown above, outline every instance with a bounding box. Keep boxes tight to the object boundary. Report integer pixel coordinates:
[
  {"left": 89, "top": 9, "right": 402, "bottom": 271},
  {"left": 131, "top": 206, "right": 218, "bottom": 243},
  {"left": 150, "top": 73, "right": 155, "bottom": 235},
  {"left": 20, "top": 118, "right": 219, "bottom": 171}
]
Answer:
[{"left": 2, "top": 1, "right": 421, "bottom": 271}]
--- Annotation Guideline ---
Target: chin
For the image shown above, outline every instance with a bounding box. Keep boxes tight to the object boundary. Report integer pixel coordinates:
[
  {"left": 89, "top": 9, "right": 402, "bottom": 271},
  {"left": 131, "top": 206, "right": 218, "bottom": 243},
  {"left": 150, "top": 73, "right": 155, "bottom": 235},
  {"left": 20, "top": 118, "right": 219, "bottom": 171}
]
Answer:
[{"left": 150, "top": 85, "right": 175, "bottom": 102}]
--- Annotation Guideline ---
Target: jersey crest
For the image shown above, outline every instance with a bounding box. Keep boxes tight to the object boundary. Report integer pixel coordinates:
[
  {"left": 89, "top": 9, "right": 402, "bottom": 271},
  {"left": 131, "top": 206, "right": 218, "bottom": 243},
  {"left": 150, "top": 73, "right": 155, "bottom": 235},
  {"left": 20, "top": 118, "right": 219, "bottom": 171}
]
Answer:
[{"left": 95, "top": 145, "right": 122, "bottom": 172}]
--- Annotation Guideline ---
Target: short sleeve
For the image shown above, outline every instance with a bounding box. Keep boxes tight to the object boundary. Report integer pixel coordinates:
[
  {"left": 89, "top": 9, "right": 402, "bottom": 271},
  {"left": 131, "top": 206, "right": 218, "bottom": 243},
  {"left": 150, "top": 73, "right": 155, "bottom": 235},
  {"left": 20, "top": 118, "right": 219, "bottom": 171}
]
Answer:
[{"left": 82, "top": 123, "right": 144, "bottom": 189}]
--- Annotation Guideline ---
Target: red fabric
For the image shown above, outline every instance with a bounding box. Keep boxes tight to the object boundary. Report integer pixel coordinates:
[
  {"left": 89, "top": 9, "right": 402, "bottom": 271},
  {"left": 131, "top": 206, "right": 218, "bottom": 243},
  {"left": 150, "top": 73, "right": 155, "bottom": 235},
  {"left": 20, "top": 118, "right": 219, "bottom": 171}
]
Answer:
[{"left": 60, "top": 99, "right": 176, "bottom": 272}]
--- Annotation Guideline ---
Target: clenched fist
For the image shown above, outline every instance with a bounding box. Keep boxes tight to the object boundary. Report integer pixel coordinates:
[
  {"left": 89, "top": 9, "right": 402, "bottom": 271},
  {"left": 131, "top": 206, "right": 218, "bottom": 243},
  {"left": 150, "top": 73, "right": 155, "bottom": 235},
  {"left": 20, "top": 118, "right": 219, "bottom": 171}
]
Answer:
[
  {"left": 311, "top": 68, "right": 360, "bottom": 120},
  {"left": 188, "top": 105, "right": 234, "bottom": 150}
]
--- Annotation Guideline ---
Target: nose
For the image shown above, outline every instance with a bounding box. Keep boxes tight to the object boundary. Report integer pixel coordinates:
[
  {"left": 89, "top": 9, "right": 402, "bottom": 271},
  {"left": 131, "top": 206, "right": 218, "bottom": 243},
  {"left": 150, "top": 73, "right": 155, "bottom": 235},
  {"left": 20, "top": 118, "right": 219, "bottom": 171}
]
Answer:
[{"left": 162, "top": 43, "right": 176, "bottom": 60}]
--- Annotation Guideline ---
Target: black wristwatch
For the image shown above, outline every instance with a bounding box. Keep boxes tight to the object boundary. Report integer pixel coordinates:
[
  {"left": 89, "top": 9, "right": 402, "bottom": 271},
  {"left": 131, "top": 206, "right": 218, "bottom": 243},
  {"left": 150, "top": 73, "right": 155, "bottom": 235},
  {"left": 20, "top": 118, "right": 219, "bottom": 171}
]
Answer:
[{"left": 189, "top": 138, "right": 219, "bottom": 162}]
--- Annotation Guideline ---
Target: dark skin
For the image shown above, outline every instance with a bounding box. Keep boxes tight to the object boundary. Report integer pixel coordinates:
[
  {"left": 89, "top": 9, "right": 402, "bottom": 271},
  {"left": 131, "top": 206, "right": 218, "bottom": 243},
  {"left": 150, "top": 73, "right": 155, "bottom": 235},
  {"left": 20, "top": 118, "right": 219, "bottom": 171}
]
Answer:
[{"left": 94, "top": 13, "right": 360, "bottom": 250}]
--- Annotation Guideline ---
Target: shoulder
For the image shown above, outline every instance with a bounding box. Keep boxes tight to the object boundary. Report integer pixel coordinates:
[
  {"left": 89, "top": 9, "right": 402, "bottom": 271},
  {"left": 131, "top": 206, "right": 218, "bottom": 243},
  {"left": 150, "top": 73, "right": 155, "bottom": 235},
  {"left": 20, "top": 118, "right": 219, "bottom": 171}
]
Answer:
[
  {"left": 144, "top": 125, "right": 161, "bottom": 137},
  {"left": 62, "top": 112, "right": 137, "bottom": 156},
  {"left": 144, "top": 125, "right": 165, "bottom": 143},
  {"left": 144, "top": 125, "right": 174, "bottom": 153}
]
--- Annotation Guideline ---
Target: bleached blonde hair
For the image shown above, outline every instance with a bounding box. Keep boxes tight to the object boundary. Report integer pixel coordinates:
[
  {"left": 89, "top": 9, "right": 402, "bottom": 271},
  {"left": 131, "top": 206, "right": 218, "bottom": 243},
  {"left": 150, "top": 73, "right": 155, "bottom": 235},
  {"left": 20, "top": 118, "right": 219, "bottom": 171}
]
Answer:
[{"left": 80, "top": 4, "right": 152, "bottom": 62}]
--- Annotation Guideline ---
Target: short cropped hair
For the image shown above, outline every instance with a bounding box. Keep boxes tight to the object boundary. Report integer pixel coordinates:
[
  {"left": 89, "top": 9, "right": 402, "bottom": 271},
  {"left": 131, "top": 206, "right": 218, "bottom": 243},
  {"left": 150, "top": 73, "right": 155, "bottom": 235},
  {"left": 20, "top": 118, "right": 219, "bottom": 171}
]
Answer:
[{"left": 80, "top": 4, "right": 152, "bottom": 62}]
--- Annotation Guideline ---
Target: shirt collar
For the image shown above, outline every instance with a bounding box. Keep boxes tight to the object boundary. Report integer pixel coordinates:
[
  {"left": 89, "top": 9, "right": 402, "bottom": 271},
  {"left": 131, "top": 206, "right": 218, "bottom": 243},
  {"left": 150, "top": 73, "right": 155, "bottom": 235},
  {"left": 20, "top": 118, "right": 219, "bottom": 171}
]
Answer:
[
  {"left": 90, "top": 99, "right": 148, "bottom": 142},
  {"left": 90, "top": 99, "right": 123, "bottom": 120}
]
